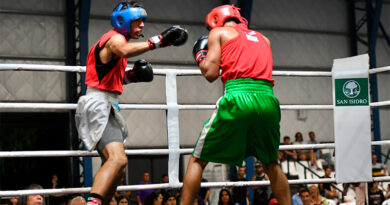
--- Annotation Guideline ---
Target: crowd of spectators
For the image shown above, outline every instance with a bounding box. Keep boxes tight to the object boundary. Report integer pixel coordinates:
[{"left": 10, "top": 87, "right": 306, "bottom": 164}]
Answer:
[{"left": 2, "top": 130, "right": 390, "bottom": 205}]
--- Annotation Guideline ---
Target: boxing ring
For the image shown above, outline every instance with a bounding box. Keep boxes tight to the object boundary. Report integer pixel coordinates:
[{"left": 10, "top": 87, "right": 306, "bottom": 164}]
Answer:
[{"left": 1, "top": 63, "right": 390, "bottom": 197}]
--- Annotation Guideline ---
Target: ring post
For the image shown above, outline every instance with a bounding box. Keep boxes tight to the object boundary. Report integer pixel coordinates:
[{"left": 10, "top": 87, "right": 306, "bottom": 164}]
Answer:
[{"left": 332, "top": 54, "right": 372, "bottom": 183}]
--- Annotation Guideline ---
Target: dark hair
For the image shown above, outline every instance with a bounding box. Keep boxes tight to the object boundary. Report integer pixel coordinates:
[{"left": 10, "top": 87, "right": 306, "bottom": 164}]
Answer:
[
  {"left": 17, "top": 184, "right": 45, "bottom": 205},
  {"left": 117, "top": 195, "right": 129, "bottom": 205},
  {"left": 299, "top": 188, "right": 310, "bottom": 196},
  {"left": 295, "top": 132, "right": 303, "bottom": 141},
  {"left": 283, "top": 136, "right": 290, "bottom": 141},
  {"left": 144, "top": 191, "right": 162, "bottom": 205},
  {"left": 163, "top": 191, "right": 176, "bottom": 204},
  {"left": 218, "top": 189, "right": 234, "bottom": 205}
]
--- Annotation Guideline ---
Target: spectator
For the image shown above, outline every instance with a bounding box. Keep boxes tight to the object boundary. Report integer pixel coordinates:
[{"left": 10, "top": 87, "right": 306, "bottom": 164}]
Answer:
[
  {"left": 384, "top": 184, "right": 390, "bottom": 199},
  {"left": 279, "top": 136, "right": 297, "bottom": 161},
  {"left": 368, "top": 181, "right": 385, "bottom": 205},
  {"left": 17, "top": 184, "right": 45, "bottom": 205},
  {"left": 163, "top": 192, "right": 177, "bottom": 205},
  {"left": 117, "top": 196, "right": 130, "bottom": 205},
  {"left": 136, "top": 172, "right": 155, "bottom": 205},
  {"left": 319, "top": 167, "right": 338, "bottom": 201},
  {"left": 70, "top": 196, "right": 86, "bottom": 205},
  {"left": 307, "top": 132, "right": 321, "bottom": 170},
  {"left": 372, "top": 153, "right": 387, "bottom": 176},
  {"left": 298, "top": 189, "right": 311, "bottom": 205},
  {"left": 9, "top": 197, "right": 18, "bottom": 205},
  {"left": 49, "top": 174, "right": 68, "bottom": 205},
  {"left": 144, "top": 191, "right": 163, "bottom": 205},
  {"left": 252, "top": 161, "right": 270, "bottom": 204},
  {"left": 218, "top": 189, "right": 234, "bottom": 205},
  {"left": 292, "top": 185, "right": 306, "bottom": 205},
  {"left": 198, "top": 178, "right": 210, "bottom": 205},
  {"left": 231, "top": 167, "right": 249, "bottom": 205},
  {"left": 109, "top": 197, "right": 118, "bottom": 205},
  {"left": 309, "top": 185, "right": 328, "bottom": 205},
  {"left": 294, "top": 132, "right": 307, "bottom": 161}
]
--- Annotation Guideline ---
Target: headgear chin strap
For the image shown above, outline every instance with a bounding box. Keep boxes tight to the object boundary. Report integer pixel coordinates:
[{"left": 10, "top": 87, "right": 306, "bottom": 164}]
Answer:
[
  {"left": 205, "top": 4, "right": 248, "bottom": 30},
  {"left": 111, "top": 2, "right": 147, "bottom": 38}
]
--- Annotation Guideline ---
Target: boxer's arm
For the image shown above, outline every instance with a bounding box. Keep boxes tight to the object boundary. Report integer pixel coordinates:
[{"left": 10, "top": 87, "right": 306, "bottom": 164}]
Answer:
[
  {"left": 199, "top": 28, "right": 222, "bottom": 82},
  {"left": 108, "top": 34, "right": 151, "bottom": 58}
]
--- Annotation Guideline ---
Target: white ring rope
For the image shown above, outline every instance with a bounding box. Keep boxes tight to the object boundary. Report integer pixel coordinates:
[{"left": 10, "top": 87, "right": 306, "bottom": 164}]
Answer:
[
  {"left": 2, "top": 101, "right": 390, "bottom": 111},
  {"left": 0, "top": 63, "right": 389, "bottom": 75},
  {"left": 7, "top": 177, "right": 390, "bottom": 197},
  {"left": 4, "top": 141, "right": 390, "bottom": 158}
]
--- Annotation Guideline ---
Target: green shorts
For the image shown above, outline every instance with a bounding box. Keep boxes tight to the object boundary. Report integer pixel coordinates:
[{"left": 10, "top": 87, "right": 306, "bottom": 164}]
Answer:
[{"left": 193, "top": 78, "right": 281, "bottom": 166}]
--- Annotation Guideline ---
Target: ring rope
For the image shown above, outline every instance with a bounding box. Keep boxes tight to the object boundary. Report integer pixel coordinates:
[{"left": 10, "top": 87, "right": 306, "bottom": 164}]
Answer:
[
  {"left": 1, "top": 63, "right": 389, "bottom": 75},
  {"left": 8, "top": 177, "right": 390, "bottom": 197},
  {"left": 1, "top": 101, "right": 390, "bottom": 111},
  {"left": 3, "top": 141, "right": 390, "bottom": 158}
]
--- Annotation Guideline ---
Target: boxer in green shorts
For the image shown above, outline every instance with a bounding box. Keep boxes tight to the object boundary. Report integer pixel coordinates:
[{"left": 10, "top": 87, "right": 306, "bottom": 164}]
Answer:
[
  {"left": 181, "top": 5, "right": 291, "bottom": 205},
  {"left": 193, "top": 78, "right": 281, "bottom": 166}
]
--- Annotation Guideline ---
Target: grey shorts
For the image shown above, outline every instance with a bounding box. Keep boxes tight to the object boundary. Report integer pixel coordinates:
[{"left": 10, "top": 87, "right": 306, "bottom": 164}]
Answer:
[{"left": 96, "top": 110, "right": 124, "bottom": 157}]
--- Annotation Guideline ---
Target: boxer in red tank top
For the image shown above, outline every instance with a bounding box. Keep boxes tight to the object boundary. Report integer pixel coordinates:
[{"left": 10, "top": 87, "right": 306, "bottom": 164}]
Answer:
[
  {"left": 181, "top": 5, "right": 291, "bottom": 205},
  {"left": 75, "top": 1, "right": 188, "bottom": 204}
]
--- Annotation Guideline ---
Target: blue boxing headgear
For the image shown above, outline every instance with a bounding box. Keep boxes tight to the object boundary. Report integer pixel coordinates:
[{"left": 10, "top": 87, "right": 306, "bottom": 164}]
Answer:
[{"left": 111, "top": 2, "right": 147, "bottom": 37}]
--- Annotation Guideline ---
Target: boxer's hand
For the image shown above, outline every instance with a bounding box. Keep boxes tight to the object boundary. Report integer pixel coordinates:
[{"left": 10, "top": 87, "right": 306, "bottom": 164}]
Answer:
[
  {"left": 192, "top": 36, "right": 208, "bottom": 66},
  {"left": 124, "top": 60, "right": 153, "bottom": 84},
  {"left": 147, "top": 25, "right": 188, "bottom": 49}
]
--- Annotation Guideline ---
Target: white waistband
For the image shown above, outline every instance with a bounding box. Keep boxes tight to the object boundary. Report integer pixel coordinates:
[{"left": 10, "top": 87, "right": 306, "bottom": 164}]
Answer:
[{"left": 86, "top": 87, "right": 119, "bottom": 102}]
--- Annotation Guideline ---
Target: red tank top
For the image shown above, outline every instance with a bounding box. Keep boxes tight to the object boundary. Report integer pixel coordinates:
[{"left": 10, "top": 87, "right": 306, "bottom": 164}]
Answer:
[
  {"left": 220, "top": 24, "right": 274, "bottom": 85},
  {"left": 85, "top": 29, "right": 128, "bottom": 94}
]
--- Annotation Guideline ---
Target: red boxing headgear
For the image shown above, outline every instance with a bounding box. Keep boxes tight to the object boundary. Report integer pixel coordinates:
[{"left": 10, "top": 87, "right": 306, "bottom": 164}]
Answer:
[{"left": 205, "top": 5, "right": 247, "bottom": 30}]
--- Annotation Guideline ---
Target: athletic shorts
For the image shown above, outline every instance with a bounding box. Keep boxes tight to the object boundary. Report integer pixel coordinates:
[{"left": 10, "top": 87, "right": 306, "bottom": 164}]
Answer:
[
  {"left": 75, "top": 87, "right": 128, "bottom": 152},
  {"left": 96, "top": 111, "right": 125, "bottom": 156},
  {"left": 193, "top": 78, "right": 281, "bottom": 166}
]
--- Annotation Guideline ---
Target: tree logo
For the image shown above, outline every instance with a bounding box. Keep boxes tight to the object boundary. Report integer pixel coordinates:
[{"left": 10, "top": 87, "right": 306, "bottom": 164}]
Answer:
[{"left": 342, "top": 80, "right": 360, "bottom": 98}]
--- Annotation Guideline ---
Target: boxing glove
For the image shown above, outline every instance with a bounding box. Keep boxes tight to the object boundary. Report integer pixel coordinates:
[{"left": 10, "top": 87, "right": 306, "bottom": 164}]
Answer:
[
  {"left": 148, "top": 25, "right": 188, "bottom": 49},
  {"left": 124, "top": 60, "right": 153, "bottom": 84},
  {"left": 192, "top": 36, "right": 208, "bottom": 66}
]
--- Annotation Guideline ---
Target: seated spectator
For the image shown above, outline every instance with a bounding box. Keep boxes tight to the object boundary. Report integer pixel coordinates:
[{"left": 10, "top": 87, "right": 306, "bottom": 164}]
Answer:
[
  {"left": 163, "top": 191, "right": 177, "bottom": 205},
  {"left": 368, "top": 181, "right": 385, "bottom": 205},
  {"left": 292, "top": 185, "right": 306, "bottom": 205},
  {"left": 136, "top": 172, "right": 155, "bottom": 205},
  {"left": 9, "top": 197, "right": 18, "bottom": 205},
  {"left": 251, "top": 162, "right": 269, "bottom": 205},
  {"left": 230, "top": 167, "right": 249, "bottom": 205},
  {"left": 70, "top": 196, "right": 86, "bottom": 205},
  {"left": 307, "top": 131, "right": 321, "bottom": 170},
  {"left": 279, "top": 136, "right": 297, "bottom": 161},
  {"left": 294, "top": 132, "right": 307, "bottom": 161},
  {"left": 218, "top": 189, "right": 234, "bottom": 205},
  {"left": 309, "top": 185, "right": 328, "bottom": 205},
  {"left": 117, "top": 196, "right": 130, "bottom": 205},
  {"left": 319, "top": 167, "right": 338, "bottom": 201},
  {"left": 158, "top": 174, "right": 169, "bottom": 196},
  {"left": 49, "top": 174, "right": 68, "bottom": 205},
  {"left": 298, "top": 188, "right": 311, "bottom": 205},
  {"left": 199, "top": 178, "right": 210, "bottom": 205},
  {"left": 144, "top": 191, "right": 163, "bottom": 205},
  {"left": 17, "top": 184, "right": 45, "bottom": 205},
  {"left": 384, "top": 183, "right": 390, "bottom": 199},
  {"left": 372, "top": 153, "right": 387, "bottom": 176},
  {"left": 109, "top": 196, "right": 118, "bottom": 205}
]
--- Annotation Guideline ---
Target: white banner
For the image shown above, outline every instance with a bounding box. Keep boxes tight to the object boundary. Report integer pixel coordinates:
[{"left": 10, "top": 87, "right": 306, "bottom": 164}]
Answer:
[{"left": 332, "top": 54, "right": 372, "bottom": 183}]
